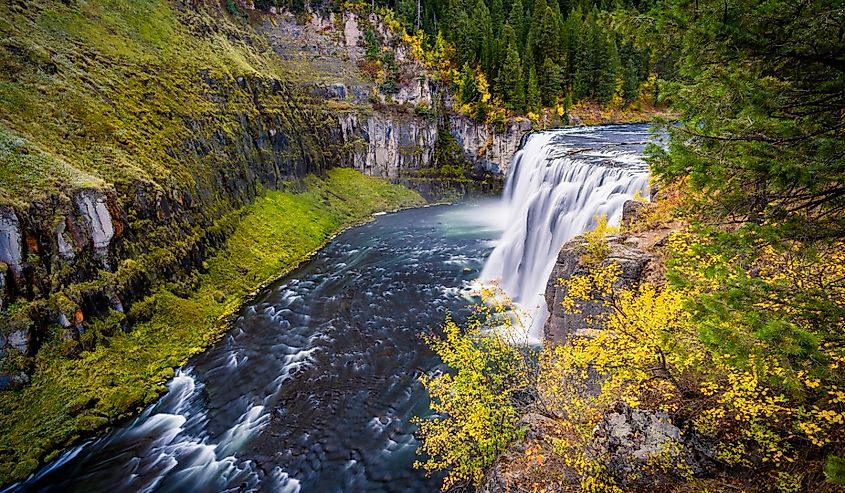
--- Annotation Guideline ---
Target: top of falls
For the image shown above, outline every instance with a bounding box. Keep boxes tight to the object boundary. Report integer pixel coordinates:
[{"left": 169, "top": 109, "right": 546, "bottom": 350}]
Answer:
[{"left": 480, "top": 124, "right": 653, "bottom": 342}]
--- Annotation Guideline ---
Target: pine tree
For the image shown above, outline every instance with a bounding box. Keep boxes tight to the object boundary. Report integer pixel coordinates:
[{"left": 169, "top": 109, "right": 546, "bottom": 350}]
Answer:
[
  {"left": 508, "top": 0, "right": 525, "bottom": 51},
  {"left": 471, "top": 0, "right": 495, "bottom": 77},
  {"left": 459, "top": 62, "right": 480, "bottom": 103},
  {"left": 534, "top": 5, "right": 560, "bottom": 62},
  {"left": 447, "top": 0, "right": 472, "bottom": 67},
  {"left": 526, "top": 0, "right": 548, "bottom": 66},
  {"left": 364, "top": 29, "right": 380, "bottom": 60},
  {"left": 622, "top": 56, "right": 640, "bottom": 103},
  {"left": 540, "top": 56, "right": 562, "bottom": 106},
  {"left": 573, "top": 9, "right": 596, "bottom": 100},
  {"left": 526, "top": 65, "right": 541, "bottom": 112},
  {"left": 497, "top": 25, "right": 525, "bottom": 111},
  {"left": 490, "top": 0, "right": 504, "bottom": 31},
  {"left": 561, "top": 6, "right": 581, "bottom": 90},
  {"left": 396, "top": 0, "right": 416, "bottom": 29},
  {"left": 595, "top": 33, "right": 621, "bottom": 104}
]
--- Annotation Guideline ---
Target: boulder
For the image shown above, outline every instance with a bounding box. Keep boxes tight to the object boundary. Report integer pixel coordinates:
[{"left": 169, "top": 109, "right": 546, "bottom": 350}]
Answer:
[
  {"left": 0, "top": 372, "right": 30, "bottom": 391},
  {"left": 7, "top": 329, "right": 30, "bottom": 355},
  {"left": 590, "top": 403, "right": 716, "bottom": 483},
  {"left": 478, "top": 413, "right": 563, "bottom": 492},
  {"left": 328, "top": 82, "right": 347, "bottom": 100},
  {"left": 621, "top": 199, "right": 648, "bottom": 229}
]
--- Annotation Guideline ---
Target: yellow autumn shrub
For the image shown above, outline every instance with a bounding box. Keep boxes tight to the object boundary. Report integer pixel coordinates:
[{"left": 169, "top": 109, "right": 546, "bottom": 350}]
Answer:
[{"left": 413, "top": 290, "right": 531, "bottom": 490}]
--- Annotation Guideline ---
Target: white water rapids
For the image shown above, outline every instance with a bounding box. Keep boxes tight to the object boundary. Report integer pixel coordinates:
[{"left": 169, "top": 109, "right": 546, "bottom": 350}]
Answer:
[{"left": 479, "top": 124, "right": 652, "bottom": 341}]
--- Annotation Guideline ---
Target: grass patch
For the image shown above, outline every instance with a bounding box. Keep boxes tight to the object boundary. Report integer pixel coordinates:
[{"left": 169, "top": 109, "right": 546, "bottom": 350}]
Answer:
[{"left": 0, "top": 168, "right": 424, "bottom": 484}]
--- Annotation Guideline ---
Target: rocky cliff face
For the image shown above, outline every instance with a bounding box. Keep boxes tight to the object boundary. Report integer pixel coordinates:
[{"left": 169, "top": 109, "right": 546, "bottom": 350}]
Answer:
[
  {"left": 543, "top": 200, "right": 668, "bottom": 343},
  {"left": 338, "top": 111, "right": 438, "bottom": 177},
  {"left": 257, "top": 7, "right": 530, "bottom": 179},
  {"left": 336, "top": 110, "right": 529, "bottom": 179},
  {"left": 0, "top": 70, "right": 340, "bottom": 379},
  {"left": 543, "top": 233, "right": 653, "bottom": 344},
  {"left": 448, "top": 115, "right": 532, "bottom": 175}
]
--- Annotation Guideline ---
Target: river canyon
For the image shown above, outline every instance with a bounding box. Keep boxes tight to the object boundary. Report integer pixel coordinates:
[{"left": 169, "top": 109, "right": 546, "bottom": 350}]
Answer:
[{"left": 5, "top": 124, "right": 653, "bottom": 492}]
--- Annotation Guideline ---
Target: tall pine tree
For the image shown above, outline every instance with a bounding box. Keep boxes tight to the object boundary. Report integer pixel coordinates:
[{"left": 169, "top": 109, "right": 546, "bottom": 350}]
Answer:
[
  {"left": 540, "top": 57, "right": 562, "bottom": 106},
  {"left": 526, "top": 65, "right": 541, "bottom": 112},
  {"left": 471, "top": 0, "right": 495, "bottom": 77},
  {"left": 508, "top": 0, "right": 525, "bottom": 51},
  {"left": 497, "top": 24, "right": 525, "bottom": 111}
]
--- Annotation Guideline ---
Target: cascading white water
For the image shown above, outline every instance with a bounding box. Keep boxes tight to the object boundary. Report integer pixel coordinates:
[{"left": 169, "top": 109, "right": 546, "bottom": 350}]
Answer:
[{"left": 480, "top": 125, "right": 651, "bottom": 342}]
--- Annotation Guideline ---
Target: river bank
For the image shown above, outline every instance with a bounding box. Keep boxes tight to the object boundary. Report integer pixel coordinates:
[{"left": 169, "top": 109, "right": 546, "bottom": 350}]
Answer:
[{"left": 0, "top": 169, "right": 424, "bottom": 484}]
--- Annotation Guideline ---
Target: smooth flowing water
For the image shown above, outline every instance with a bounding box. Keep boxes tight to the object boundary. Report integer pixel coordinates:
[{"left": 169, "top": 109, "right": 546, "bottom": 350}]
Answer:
[
  {"left": 8, "top": 124, "right": 653, "bottom": 493},
  {"left": 480, "top": 124, "right": 651, "bottom": 339}
]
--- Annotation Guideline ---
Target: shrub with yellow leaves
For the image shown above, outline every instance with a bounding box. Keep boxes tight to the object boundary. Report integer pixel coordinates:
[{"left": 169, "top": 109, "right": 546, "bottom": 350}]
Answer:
[
  {"left": 413, "top": 289, "right": 532, "bottom": 491},
  {"left": 416, "top": 218, "right": 845, "bottom": 490}
]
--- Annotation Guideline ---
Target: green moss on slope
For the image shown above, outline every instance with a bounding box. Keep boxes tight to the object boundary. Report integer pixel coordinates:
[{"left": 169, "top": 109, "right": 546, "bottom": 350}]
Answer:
[
  {"left": 0, "top": 168, "right": 424, "bottom": 483},
  {"left": 0, "top": 0, "right": 327, "bottom": 208}
]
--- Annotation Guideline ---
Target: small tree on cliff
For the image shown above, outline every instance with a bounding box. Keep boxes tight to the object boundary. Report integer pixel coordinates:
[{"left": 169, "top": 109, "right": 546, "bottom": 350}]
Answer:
[{"left": 413, "top": 297, "right": 530, "bottom": 491}]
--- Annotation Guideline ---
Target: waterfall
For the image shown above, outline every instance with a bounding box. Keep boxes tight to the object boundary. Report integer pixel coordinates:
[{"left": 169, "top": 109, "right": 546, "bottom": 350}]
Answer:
[{"left": 480, "top": 125, "right": 651, "bottom": 342}]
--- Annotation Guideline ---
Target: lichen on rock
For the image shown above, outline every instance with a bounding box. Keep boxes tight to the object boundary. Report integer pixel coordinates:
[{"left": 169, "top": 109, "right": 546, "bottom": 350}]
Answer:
[{"left": 590, "top": 402, "right": 717, "bottom": 484}]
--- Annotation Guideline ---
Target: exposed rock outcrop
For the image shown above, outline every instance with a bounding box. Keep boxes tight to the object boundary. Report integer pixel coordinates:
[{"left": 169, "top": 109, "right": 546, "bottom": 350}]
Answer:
[
  {"left": 543, "top": 233, "right": 652, "bottom": 344},
  {"left": 0, "top": 263, "right": 7, "bottom": 311},
  {"left": 257, "top": 7, "right": 530, "bottom": 179},
  {"left": 590, "top": 403, "right": 717, "bottom": 483},
  {"left": 338, "top": 111, "right": 437, "bottom": 177},
  {"left": 0, "top": 209, "right": 22, "bottom": 284},
  {"left": 336, "top": 111, "right": 530, "bottom": 180},
  {"left": 75, "top": 190, "right": 115, "bottom": 259},
  {"left": 448, "top": 115, "right": 532, "bottom": 175},
  {"left": 622, "top": 199, "right": 648, "bottom": 229}
]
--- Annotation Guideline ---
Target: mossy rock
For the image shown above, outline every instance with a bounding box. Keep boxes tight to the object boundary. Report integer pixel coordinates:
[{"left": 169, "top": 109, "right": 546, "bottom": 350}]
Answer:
[
  {"left": 11, "top": 459, "right": 38, "bottom": 481},
  {"left": 74, "top": 414, "right": 109, "bottom": 433},
  {"left": 65, "top": 394, "right": 98, "bottom": 415},
  {"left": 102, "top": 388, "right": 146, "bottom": 416},
  {"left": 160, "top": 367, "right": 175, "bottom": 381}
]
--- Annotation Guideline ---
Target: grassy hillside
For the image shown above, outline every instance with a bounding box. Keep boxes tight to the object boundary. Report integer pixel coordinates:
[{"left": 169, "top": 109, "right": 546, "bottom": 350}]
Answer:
[{"left": 0, "top": 0, "right": 327, "bottom": 207}]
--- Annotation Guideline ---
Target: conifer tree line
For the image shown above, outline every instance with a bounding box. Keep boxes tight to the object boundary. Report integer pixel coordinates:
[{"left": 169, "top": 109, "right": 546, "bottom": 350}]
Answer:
[
  {"left": 257, "top": 0, "right": 661, "bottom": 114},
  {"left": 409, "top": 0, "right": 655, "bottom": 112}
]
